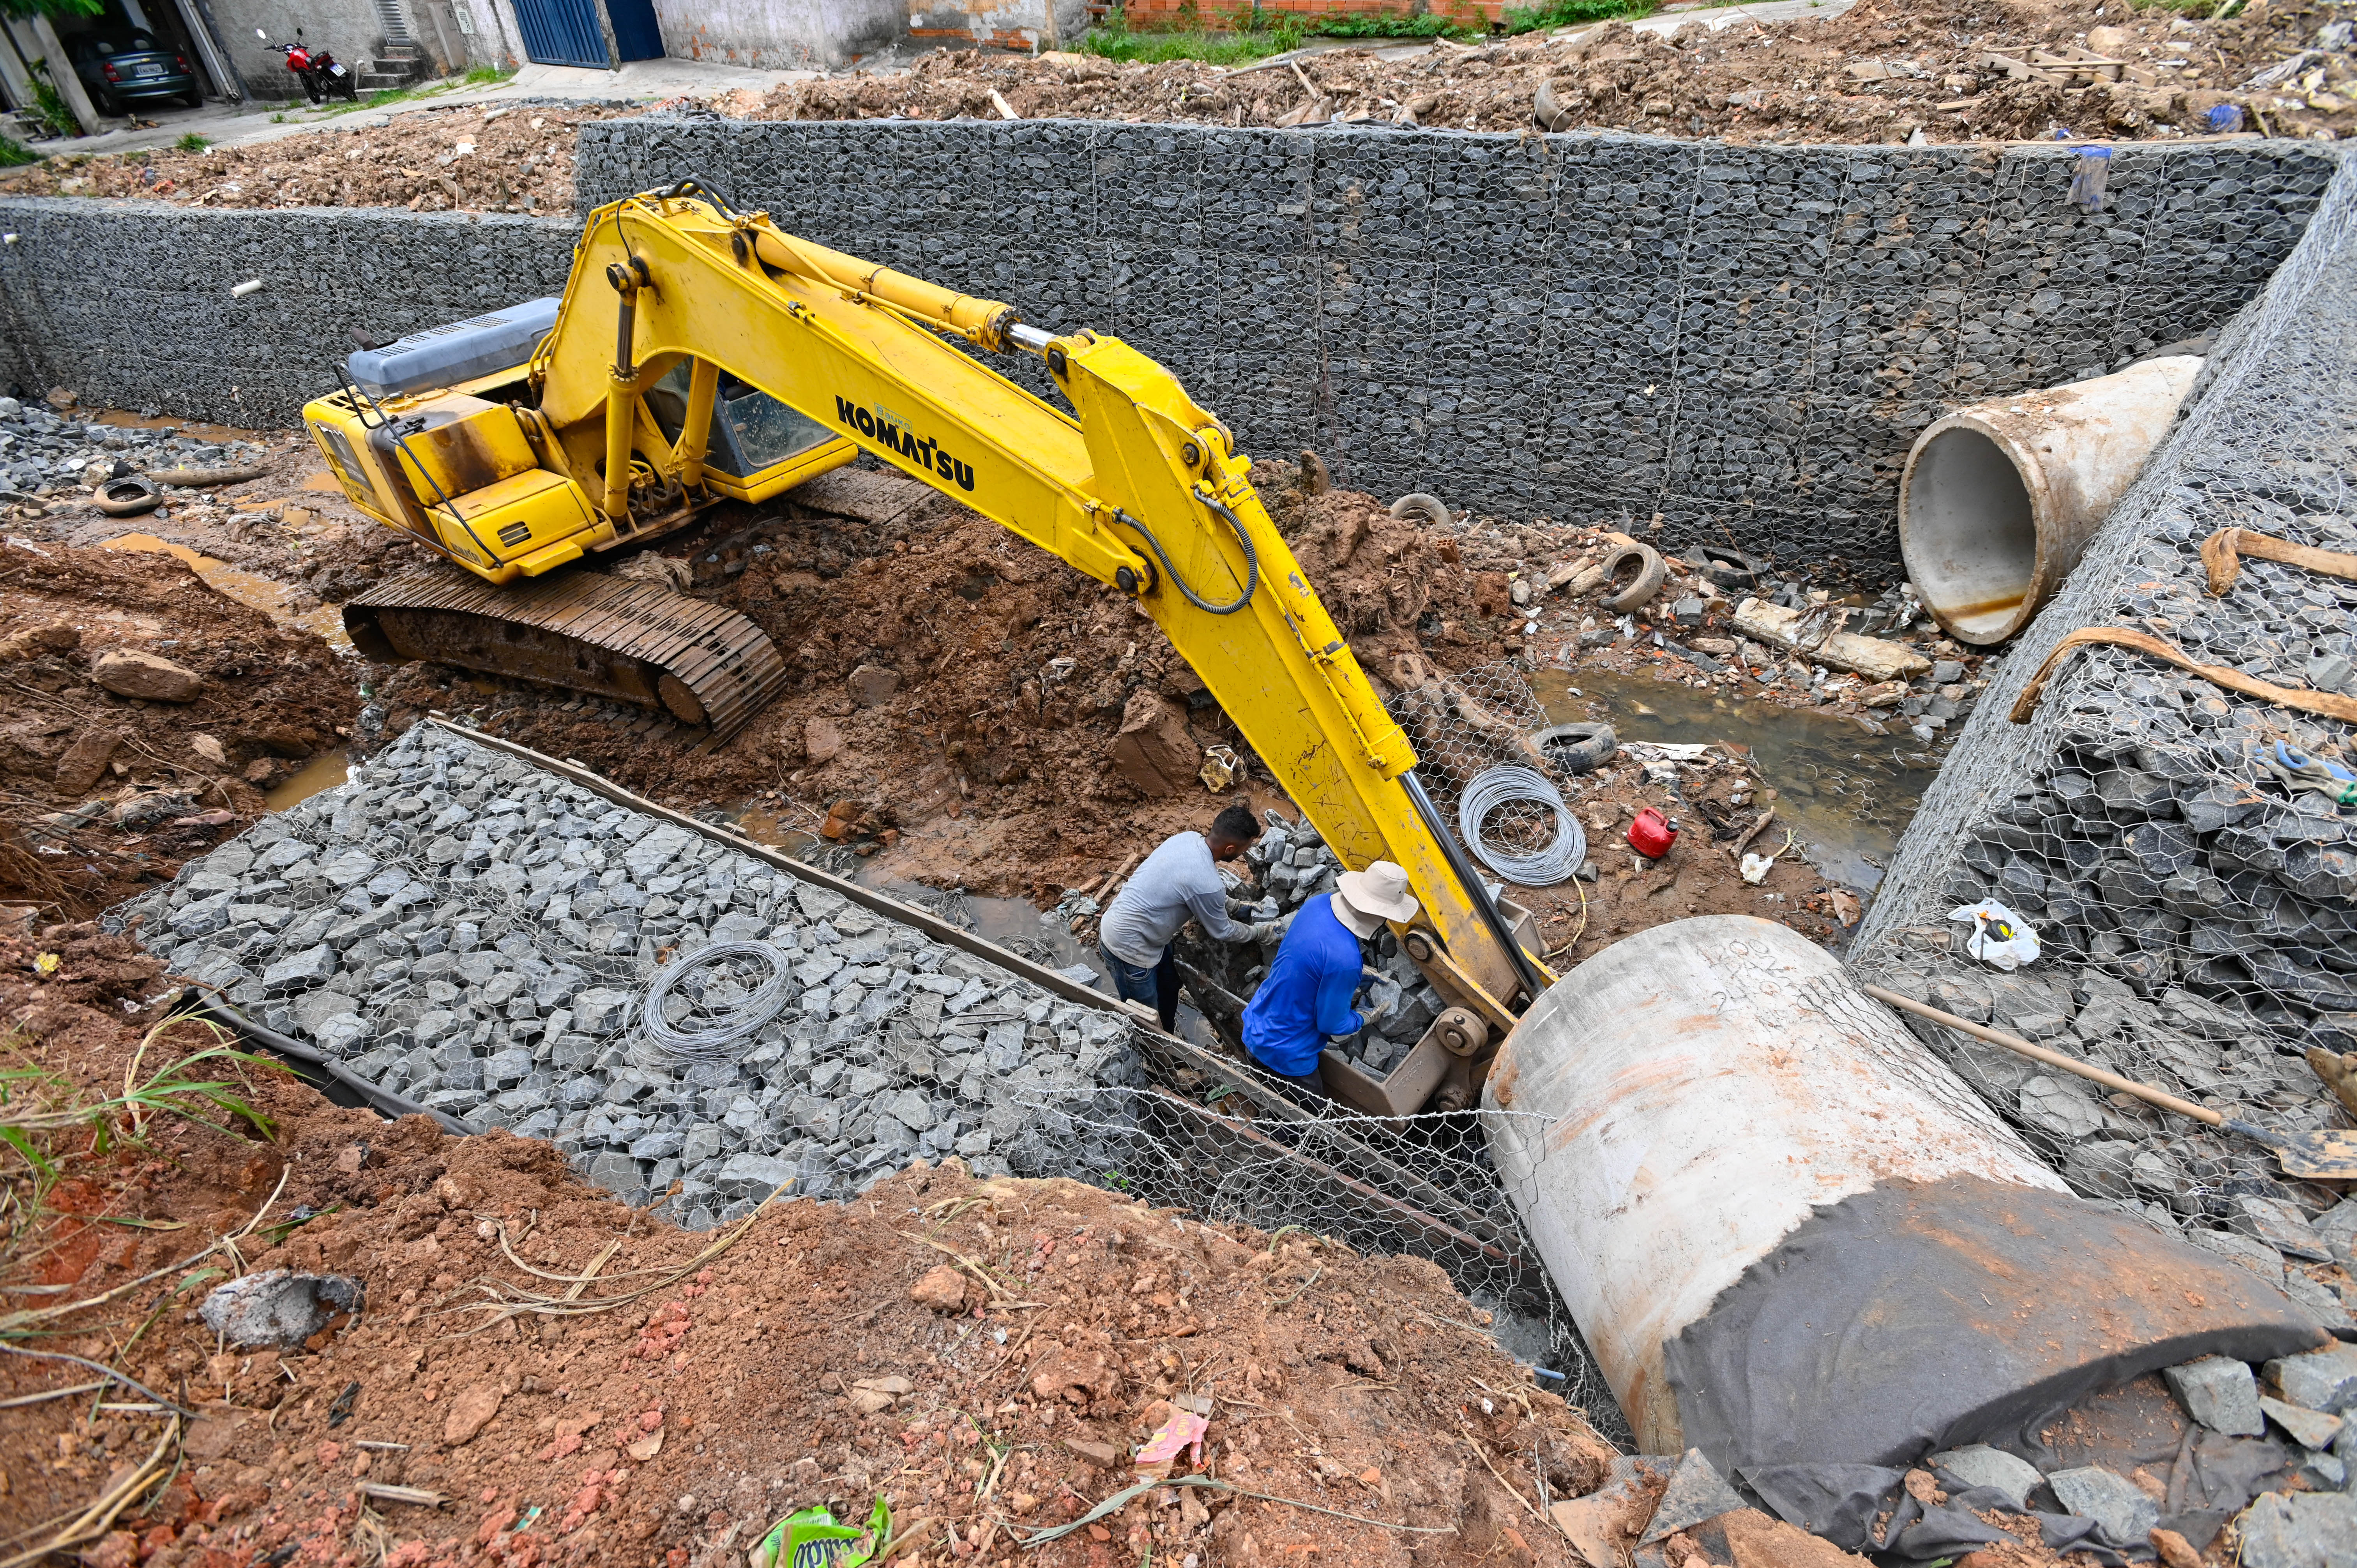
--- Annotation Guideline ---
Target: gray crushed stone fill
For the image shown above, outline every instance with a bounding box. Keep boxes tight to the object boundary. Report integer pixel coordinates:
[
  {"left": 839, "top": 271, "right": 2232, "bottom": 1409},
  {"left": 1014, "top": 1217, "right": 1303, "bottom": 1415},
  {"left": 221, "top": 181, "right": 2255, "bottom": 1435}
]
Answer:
[{"left": 109, "top": 723, "right": 1151, "bottom": 1228}]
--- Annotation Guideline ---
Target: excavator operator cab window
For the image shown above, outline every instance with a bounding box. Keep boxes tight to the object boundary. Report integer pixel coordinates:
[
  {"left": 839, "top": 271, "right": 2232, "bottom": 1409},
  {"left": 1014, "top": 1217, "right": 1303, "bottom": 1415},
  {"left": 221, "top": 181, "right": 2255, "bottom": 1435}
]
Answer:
[{"left": 646, "top": 362, "right": 832, "bottom": 479}]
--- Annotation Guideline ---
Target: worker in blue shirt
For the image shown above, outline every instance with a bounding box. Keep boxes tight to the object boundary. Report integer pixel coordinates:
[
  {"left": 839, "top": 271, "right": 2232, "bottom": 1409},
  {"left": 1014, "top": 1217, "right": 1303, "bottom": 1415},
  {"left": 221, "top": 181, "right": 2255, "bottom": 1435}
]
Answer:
[{"left": 1240, "top": 860, "right": 1419, "bottom": 1098}]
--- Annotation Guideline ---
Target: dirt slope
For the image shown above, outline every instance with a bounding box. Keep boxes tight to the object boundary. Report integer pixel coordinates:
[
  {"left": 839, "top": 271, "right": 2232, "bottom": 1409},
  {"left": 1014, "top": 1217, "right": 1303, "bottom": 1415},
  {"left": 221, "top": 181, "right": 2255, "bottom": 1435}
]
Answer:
[
  {"left": 0, "top": 540, "right": 356, "bottom": 922},
  {"left": 0, "top": 925, "right": 1621, "bottom": 1568}
]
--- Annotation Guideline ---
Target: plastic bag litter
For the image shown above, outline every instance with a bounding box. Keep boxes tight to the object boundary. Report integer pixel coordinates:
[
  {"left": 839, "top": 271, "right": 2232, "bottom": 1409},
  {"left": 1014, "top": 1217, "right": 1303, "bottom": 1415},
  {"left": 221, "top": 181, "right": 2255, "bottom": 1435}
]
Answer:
[
  {"left": 2067, "top": 148, "right": 2112, "bottom": 214},
  {"left": 1949, "top": 900, "right": 2041, "bottom": 971},
  {"left": 747, "top": 1496, "right": 890, "bottom": 1568},
  {"left": 2207, "top": 102, "right": 2247, "bottom": 133}
]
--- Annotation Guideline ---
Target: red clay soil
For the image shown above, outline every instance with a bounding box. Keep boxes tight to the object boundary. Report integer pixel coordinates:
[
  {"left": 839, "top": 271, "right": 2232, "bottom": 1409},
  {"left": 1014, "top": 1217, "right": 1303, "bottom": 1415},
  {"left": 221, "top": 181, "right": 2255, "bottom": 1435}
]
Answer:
[
  {"left": 0, "top": 926, "right": 1623, "bottom": 1568},
  {"left": 365, "top": 461, "right": 1518, "bottom": 906},
  {"left": 0, "top": 542, "right": 356, "bottom": 923}
]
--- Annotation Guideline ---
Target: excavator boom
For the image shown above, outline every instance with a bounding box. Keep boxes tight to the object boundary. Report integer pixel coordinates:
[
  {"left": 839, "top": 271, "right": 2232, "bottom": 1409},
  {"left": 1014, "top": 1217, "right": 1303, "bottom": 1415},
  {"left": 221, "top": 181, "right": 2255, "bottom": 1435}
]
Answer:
[{"left": 307, "top": 180, "right": 1546, "bottom": 1014}]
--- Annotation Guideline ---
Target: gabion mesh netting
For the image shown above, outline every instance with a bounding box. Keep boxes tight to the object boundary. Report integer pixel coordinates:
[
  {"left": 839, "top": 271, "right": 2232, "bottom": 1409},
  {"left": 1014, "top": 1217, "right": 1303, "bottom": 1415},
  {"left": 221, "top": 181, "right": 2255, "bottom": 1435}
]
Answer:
[
  {"left": 1851, "top": 155, "right": 2357, "bottom": 1315},
  {"left": 110, "top": 720, "right": 1634, "bottom": 1443}
]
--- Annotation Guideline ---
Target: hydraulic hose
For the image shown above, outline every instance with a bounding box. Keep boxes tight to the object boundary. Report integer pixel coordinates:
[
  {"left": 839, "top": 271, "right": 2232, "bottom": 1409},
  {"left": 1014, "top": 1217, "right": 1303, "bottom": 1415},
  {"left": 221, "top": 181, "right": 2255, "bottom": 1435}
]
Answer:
[{"left": 1112, "top": 487, "right": 1260, "bottom": 615}]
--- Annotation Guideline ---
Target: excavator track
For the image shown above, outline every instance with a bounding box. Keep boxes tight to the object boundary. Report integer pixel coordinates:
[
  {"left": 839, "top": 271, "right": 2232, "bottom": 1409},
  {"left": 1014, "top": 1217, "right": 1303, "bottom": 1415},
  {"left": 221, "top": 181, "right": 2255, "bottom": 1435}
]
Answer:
[{"left": 344, "top": 566, "right": 786, "bottom": 743}]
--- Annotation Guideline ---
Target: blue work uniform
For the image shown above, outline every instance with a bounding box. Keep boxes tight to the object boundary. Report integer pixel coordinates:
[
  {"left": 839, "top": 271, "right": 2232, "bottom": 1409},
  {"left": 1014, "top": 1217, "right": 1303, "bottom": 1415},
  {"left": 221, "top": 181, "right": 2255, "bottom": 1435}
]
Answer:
[{"left": 1240, "top": 895, "right": 1366, "bottom": 1078}]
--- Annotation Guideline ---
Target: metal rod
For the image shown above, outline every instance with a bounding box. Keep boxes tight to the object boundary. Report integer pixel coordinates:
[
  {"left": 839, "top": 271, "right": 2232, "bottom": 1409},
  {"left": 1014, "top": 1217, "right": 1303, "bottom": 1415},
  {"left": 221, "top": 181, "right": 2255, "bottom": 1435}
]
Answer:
[{"left": 1862, "top": 984, "right": 2220, "bottom": 1125}]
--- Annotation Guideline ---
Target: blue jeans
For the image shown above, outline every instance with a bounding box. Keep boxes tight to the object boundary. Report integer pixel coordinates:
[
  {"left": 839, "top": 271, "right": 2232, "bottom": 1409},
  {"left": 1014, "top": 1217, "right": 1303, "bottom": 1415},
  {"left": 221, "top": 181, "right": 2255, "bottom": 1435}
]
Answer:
[{"left": 1099, "top": 942, "right": 1178, "bottom": 1033}]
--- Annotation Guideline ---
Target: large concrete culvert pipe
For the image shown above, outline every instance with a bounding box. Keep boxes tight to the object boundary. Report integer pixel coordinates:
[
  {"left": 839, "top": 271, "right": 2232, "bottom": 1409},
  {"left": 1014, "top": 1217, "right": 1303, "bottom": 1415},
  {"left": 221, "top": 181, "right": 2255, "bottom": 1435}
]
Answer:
[
  {"left": 1481, "top": 916, "right": 2327, "bottom": 1479},
  {"left": 1899, "top": 355, "right": 2203, "bottom": 645}
]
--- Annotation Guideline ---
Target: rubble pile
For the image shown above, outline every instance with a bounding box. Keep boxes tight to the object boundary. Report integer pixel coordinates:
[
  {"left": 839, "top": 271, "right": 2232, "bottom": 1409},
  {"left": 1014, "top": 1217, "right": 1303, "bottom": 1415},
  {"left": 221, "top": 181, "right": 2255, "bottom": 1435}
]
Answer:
[
  {"left": 0, "top": 394, "right": 267, "bottom": 499},
  {"left": 733, "top": 0, "right": 2355, "bottom": 145},
  {"left": 113, "top": 723, "right": 1152, "bottom": 1225},
  {"left": 0, "top": 102, "right": 635, "bottom": 212}
]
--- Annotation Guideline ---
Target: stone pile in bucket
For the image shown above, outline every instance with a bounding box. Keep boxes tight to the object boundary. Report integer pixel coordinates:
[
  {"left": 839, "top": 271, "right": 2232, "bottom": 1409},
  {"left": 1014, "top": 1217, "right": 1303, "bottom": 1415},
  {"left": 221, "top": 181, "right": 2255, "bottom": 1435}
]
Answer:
[
  {"left": 110, "top": 724, "right": 1150, "bottom": 1227},
  {"left": 1237, "top": 812, "right": 1450, "bottom": 1082}
]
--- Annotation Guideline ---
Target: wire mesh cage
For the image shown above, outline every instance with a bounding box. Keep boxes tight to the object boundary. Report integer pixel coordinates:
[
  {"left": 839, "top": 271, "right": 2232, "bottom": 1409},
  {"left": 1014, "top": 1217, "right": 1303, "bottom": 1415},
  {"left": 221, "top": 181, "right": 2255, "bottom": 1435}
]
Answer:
[
  {"left": 1387, "top": 659, "right": 1584, "bottom": 884},
  {"left": 1851, "top": 159, "right": 2357, "bottom": 1308}
]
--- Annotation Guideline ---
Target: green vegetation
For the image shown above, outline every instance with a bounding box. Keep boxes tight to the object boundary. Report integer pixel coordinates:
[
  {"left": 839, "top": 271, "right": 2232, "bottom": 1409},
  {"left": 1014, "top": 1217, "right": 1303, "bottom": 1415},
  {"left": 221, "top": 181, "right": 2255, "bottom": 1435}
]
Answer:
[
  {"left": 0, "top": 134, "right": 36, "bottom": 166},
  {"left": 0, "top": 1021, "right": 277, "bottom": 1204},
  {"left": 1083, "top": 13, "right": 1301, "bottom": 64},
  {"left": 24, "top": 64, "right": 78, "bottom": 139},
  {"left": 1498, "top": 0, "right": 1655, "bottom": 35},
  {"left": 173, "top": 131, "right": 208, "bottom": 151},
  {"left": 1080, "top": 0, "right": 1657, "bottom": 65},
  {"left": 0, "top": 0, "right": 104, "bottom": 17},
  {"left": 1310, "top": 12, "right": 1485, "bottom": 39},
  {"left": 461, "top": 63, "right": 517, "bottom": 85}
]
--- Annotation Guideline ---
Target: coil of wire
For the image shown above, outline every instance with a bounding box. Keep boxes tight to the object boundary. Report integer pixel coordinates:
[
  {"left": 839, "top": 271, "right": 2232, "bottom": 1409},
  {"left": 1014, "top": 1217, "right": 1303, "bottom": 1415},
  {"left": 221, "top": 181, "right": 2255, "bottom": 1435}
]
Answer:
[
  {"left": 1456, "top": 765, "right": 1588, "bottom": 886},
  {"left": 640, "top": 940, "right": 795, "bottom": 1062}
]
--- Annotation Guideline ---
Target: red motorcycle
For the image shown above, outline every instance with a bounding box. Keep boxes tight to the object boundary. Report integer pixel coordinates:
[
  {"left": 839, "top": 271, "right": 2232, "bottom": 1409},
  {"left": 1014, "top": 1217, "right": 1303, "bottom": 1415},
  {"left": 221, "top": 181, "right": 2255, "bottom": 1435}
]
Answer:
[{"left": 256, "top": 26, "right": 356, "bottom": 104}]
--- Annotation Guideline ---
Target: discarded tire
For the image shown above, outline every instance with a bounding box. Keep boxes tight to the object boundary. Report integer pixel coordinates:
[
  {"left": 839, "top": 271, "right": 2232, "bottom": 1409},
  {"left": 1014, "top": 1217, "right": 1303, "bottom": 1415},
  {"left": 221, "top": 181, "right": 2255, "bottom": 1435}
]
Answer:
[
  {"left": 93, "top": 475, "right": 161, "bottom": 517},
  {"left": 1534, "top": 720, "right": 1617, "bottom": 775},
  {"left": 1600, "top": 543, "right": 1668, "bottom": 613},
  {"left": 1694, "top": 545, "right": 1767, "bottom": 591},
  {"left": 1388, "top": 492, "right": 1452, "bottom": 528}
]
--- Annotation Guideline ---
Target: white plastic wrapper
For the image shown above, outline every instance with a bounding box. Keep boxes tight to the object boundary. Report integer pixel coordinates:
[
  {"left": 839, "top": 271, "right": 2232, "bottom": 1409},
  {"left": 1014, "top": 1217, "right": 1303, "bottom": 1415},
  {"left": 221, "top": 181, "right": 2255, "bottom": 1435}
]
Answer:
[{"left": 1949, "top": 899, "right": 2041, "bottom": 971}]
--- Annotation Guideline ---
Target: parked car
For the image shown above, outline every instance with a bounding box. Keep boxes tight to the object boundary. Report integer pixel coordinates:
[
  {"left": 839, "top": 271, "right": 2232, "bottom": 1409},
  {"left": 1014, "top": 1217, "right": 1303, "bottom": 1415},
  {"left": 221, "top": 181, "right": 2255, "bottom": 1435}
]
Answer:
[{"left": 67, "top": 33, "right": 202, "bottom": 115}]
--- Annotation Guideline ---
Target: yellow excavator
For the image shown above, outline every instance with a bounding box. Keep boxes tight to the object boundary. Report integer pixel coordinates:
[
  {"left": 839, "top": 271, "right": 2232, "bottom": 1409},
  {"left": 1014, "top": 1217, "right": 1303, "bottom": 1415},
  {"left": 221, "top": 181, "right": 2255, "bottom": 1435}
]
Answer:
[{"left": 302, "top": 177, "right": 1551, "bottom": 1030}]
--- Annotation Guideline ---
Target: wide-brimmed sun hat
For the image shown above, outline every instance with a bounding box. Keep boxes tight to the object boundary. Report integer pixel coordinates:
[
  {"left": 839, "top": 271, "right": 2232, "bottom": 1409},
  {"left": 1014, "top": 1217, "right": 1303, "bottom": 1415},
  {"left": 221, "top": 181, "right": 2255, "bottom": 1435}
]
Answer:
[{"left": 1336, "top": 860, "right": 1419, "bottom": 924}]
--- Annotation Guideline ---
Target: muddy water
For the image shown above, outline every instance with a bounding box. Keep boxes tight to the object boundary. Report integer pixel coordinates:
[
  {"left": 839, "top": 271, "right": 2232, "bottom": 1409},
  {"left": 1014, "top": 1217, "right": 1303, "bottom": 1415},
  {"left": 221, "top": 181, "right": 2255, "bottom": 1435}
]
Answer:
[
  {"left": 264, "top": 753, "right": 350, "bottom": 811},
  {"left": 1528, "top": 667, "right": 1942, "bottom": 891},
  {"left": 101, "top": 533, "right": 352, "bottom": 650}
]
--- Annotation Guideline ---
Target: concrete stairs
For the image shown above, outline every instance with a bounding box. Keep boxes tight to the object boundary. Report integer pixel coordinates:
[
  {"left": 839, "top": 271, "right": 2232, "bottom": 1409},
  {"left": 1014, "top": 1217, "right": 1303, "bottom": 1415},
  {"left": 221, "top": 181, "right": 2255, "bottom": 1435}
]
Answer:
[{"left": 357, "top": 42, "right": 426, "bottom": 93}]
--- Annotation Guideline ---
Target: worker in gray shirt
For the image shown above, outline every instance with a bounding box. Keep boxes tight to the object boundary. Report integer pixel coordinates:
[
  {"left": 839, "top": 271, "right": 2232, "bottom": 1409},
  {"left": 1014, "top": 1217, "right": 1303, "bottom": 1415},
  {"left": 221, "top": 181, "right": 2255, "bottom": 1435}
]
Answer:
[{"left": 1098, "top": 804, "right": 1274, "bottom": 1032}]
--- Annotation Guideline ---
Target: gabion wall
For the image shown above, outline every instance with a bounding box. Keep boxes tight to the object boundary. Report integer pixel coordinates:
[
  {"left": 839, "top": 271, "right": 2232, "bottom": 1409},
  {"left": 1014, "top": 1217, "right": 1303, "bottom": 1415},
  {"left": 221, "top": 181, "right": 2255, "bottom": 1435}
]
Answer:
[
  {"left": 1852, "top": 152, "right": 2357, "bottom": 1323},
  {"left": 577, "top": 120, "right": 2335, "bottom": 571},
  {"left": 0, "top": 202, "right": 573, "bottom": 429},
  {"left": 0, "top": 127, "right": 2338, "bottom": 574}
]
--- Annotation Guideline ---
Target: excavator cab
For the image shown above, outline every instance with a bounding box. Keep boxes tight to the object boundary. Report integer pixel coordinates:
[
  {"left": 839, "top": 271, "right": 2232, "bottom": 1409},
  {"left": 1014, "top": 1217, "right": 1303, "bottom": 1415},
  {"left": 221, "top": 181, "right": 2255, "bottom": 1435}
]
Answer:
[{"left": 641, "top": 361, "right": 838, "bottom": 504}]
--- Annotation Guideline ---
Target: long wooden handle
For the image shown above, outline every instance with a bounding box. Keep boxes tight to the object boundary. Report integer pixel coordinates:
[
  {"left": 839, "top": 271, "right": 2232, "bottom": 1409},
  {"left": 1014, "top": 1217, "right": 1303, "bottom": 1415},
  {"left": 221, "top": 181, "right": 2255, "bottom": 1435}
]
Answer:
[{"left": 1862, "top": 984, "right": 2224, "bottom": 1128}]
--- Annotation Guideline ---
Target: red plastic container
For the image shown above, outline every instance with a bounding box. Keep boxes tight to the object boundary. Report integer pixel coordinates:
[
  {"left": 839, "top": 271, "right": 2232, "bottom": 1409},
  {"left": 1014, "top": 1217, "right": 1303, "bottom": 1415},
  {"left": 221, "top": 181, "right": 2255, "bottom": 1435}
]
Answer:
[{"left": 1628, "top": 807, "right": 1677, "bottom": 859}]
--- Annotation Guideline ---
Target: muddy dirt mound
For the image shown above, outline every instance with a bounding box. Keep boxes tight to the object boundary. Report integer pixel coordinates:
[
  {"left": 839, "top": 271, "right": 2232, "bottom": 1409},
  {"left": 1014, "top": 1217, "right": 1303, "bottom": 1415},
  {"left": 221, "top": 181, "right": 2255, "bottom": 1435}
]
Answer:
[
  {"left": 0, "top": 540, "right": 355, "bottom": 921},
  {"left": 0, "top": 925, "right": 1620, "bottom": 1568},
  {"left": 369, "top": 468, "right": 1296, "bottom": 902},
  {"left": 1283, "top": 490, "right": 1501, "bottom": 675}
]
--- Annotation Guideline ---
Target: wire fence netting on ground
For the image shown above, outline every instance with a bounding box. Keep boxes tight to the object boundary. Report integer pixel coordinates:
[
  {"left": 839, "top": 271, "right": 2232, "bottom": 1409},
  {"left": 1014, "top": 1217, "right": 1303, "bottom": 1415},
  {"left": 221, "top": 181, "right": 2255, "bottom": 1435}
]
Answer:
[
  {"left": 1389, "top": 659, "right": 1589, "bottom": 885},
  {"left": 107, "top": 720, "right": 1636, "bottom": 1447},
  {"left": 1850, "top": 156, "right": 2357, "bottom": 1303}
]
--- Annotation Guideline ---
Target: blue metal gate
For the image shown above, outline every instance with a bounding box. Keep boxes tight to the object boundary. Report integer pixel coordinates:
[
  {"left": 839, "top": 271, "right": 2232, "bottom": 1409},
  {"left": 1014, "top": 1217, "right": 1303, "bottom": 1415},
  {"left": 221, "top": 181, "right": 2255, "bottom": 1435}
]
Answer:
[{"left": 511, "top": 0, "right": 664, "bottom": 67}]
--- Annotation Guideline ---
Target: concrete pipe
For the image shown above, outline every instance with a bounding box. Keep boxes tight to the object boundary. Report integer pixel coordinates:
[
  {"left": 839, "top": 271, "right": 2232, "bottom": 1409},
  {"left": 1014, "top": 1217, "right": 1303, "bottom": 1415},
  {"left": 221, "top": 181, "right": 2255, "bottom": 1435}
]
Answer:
[
  {"left": 1898, "top": 355, "right": 2202, "bottom": 645},
  {"left": 1482, "top": 916, "right": 2326, "bottom": 1477}
]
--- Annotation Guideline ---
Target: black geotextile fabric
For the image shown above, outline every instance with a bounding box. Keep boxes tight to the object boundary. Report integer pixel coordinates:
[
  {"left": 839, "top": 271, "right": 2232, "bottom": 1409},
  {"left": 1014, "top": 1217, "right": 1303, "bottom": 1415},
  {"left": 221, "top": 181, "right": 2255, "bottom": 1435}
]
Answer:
[
  {"left": 1660, "top": 1176, "right": 2327, "bottom": 1480},
  {"left": 1736, "top": 1467, "right": 2142, "bottom": 1563}
]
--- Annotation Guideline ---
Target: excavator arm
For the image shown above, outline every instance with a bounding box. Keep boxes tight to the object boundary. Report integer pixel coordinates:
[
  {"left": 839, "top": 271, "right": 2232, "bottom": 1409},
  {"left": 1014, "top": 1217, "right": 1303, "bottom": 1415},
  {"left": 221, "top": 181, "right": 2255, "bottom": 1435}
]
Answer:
[{"left": 541, "top": 184, "right": 1548, "bottom": 1015}]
